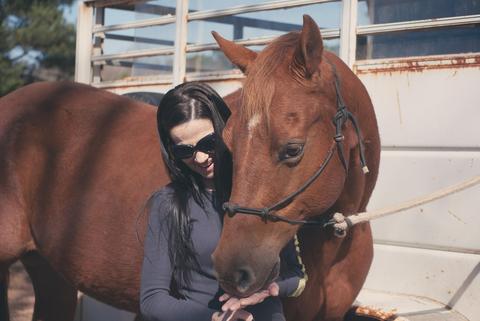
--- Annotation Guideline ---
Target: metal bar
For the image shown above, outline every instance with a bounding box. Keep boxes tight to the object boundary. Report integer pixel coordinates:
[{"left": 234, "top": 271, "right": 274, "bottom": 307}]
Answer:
[
  {"left": 93, "top": 15, "right": 176, "bottom": 33},
  {"left": 374, "top": 239, "right": 480, "bottom": 255},
  {"left": 91, "top": 47, "right": 174, "bottom": 63},
  {"left": 75, "top": 2, "right": 94, "bottom": 84},
  {"left": 357, "top": 14, "right": 480, "bottom": 36},
  {"left": 104, "top": 60, "right": 173, "bottom": 71},
  {"left": 212, "top": 15, "right": 302, "bottom": 33},
  {"left": 105, "top": 33, "right": 175, "bottom": 46},
  {"left": 185, "top": 70, "right": 245, "bottom": 82},
  {"left": 85, "top": 0, "right": 146, "bottom": 8},
  {"left": 92, "top": 76, "right": 173, "bottom": 89},
  {"left": 92, "top": 7, "right": 105, "bottom": 83},
  {"left": 173, "top": 0, "right": 188, "bottom": 85},
  {"left": 233, "top": 23, "right": 244, "bottom": 40},
  {"left": 379, "top": 143, "right": 480, "bottom": 152},
  {"left": 186, "top": 28, "right": 340, "bottom": 53},
  {"left": 339, "top": 0, "right": 357, "bottom": 68},
  {"left": 112, "top": 2, "right": 175, "bottom": 16},
  {"left": 188, "top": 0, "right": 338, "bottom": 21}
]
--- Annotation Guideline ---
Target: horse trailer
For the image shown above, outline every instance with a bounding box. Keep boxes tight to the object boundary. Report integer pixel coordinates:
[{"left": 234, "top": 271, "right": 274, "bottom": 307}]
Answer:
[{"left": 70, "top": 1, "right": 479, "bottom": 320}]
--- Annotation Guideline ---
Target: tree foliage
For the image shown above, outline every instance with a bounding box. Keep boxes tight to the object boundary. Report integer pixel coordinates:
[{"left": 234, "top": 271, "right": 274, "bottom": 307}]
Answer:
[{"left": 0, "top": 0, "right": 76, "bottom": 96}]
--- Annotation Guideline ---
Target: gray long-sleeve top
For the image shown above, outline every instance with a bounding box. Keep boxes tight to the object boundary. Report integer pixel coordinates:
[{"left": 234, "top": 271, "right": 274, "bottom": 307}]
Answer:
[{"left": 140, "top": 187, "right": 306, "bottom": 321}]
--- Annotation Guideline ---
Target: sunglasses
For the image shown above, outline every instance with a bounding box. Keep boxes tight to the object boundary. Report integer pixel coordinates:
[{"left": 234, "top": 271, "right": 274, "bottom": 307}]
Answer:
[{"left": 171, "top": 132, "right": 216, "bottom": 159}]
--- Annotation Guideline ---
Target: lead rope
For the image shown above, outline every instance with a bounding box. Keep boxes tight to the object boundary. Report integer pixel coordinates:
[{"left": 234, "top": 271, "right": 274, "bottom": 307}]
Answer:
[{"left": 331, "top": 174, "right": 480, "bottom": 237}]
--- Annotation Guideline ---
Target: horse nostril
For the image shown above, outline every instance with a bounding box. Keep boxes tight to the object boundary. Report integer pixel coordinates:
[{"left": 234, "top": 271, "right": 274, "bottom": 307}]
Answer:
[{"left": 233, "top": 266, "right": 255, "bottom": 294}]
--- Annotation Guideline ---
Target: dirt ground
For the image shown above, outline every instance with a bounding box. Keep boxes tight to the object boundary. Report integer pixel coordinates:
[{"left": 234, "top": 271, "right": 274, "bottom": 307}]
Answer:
[
  {"left": 7, "top": 262, "right": 396, "bottom": 321},
  {"left": 8, "top": 261, "right": 35, "bottom": 321}
]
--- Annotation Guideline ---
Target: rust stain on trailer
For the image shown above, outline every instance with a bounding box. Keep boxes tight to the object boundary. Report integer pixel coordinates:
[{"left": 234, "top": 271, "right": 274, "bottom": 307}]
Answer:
[
  {"left": 356, "top": 54, "right": 480, "bottom": 75},
  {"left": 395, "top": 90, "right": 403, "bottom": 125}
]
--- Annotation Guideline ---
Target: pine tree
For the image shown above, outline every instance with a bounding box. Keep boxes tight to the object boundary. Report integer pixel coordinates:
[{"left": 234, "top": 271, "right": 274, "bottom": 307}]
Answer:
[{"left": 0, "top": 0, "right": 76, "bottom": 96}]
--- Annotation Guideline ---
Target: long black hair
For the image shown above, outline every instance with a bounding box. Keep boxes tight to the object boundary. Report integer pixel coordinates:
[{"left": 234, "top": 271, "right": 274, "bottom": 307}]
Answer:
[{"left": 155, "top": 82, "right": 232, "bottom": 293}]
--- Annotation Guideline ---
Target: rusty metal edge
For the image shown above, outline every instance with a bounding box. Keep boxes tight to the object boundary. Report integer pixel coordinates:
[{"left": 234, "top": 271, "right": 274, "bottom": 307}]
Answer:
[{"left": 355, "top": 53, "right": 480, "bottom": 74}]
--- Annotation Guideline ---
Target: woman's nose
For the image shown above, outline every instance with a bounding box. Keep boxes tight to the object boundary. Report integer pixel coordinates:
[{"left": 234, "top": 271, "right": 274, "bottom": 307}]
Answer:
[{"left": 194, "top": 151, "right": 209, "bottom": 164}]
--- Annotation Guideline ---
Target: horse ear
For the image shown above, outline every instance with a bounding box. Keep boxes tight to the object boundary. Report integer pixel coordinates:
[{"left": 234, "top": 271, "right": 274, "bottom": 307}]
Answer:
[
  {"left": 212, "top": 31, "right": 257, "bottom": 73},
  {"left": 293, "top": 15, "right": 324, "bottom": 78}
]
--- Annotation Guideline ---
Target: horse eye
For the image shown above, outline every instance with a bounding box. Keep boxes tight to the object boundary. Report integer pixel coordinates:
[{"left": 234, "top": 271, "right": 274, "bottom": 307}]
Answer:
[
  {"left": 279, "top": 143, "right": 304, "bottom": 164},
  {"left": 286, "top": 144, "right": 303, "bottom": 157}
]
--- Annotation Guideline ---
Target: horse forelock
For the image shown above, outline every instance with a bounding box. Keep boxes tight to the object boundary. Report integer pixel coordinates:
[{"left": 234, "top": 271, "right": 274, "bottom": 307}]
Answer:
[{"left": 241, "top": 32, "right": 300, "bottom": 129}]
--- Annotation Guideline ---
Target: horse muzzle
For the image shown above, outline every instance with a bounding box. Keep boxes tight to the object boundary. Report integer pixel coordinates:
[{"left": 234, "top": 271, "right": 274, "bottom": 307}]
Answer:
[{"left": 213, "top": 252, "right": 280, "bottom": 297}]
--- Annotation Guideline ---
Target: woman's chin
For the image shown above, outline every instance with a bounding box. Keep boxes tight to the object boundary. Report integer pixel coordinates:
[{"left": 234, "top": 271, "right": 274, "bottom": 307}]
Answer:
[
  {"left": 202, "top": 164, "right": 214, "bottom": 179},
  {"left": 198, "top": 168, "right": 214, "bottom": 182},
  {"left": 190, "top": 163, "right": 214, "bottom": 179},
  {"left": 204, "top": 171, "right": 214, "bottom": 180}
]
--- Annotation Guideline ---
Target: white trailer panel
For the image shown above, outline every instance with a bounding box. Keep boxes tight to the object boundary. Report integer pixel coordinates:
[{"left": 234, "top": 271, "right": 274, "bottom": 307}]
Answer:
[{"left": 358, "top": 59, "right": 480, "bottom": 148}]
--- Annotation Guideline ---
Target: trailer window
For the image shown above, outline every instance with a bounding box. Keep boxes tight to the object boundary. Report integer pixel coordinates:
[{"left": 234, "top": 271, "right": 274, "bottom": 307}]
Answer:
[
  {"left": 187, "top": 2, "right": 341, "bottom": 44},
  {"left": 186, "top": 1, "right": 341, "bottom": 74},
  {"left": 357, "top": 24, "right": 480, "bottom": 60},
  {"left": 356, "top": 0, "right": 480, "bottom": 60},
  {"left": 102, "top": 24, "right": 175, "bottom": 55},
  {"left": 358, "top": 0, "right": 480, "bottom": 25},
  {"left": 89, "top": 1, "right": 176, "bottom": 84},
  {"left": 103, "top": 1, "right": 176, "bottom": 25},
  {"left": 98, "top": 55, "right": 174, "bottom": 82}
]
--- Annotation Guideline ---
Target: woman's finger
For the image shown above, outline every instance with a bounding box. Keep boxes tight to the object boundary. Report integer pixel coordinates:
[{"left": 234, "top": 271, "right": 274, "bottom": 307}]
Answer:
[
  {"left": 212, "top": 310, "right": 232, "bottom": 321},
  {"left": 228, "top": 309, "right": 253, "bottom": 321},
  {"left": 219, "top": 293, "right": 231, "bottom": 302},
  {"left": 221, "top": 297, "right": 241, "bottom": 312},
  {"left": 268, "top": 282, "right": 280, "bottom": 296},
  {"left": 217, "top": 310, "right": 233, "bottom": 321},
  {"left": 239, "top": 291, "right": 269, "bottom": 306}
]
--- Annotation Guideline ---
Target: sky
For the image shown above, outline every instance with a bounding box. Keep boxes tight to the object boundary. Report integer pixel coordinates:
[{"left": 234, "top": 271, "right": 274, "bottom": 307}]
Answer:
[{"left": 62, "top": 0, "right": 79, "bottom": 25}]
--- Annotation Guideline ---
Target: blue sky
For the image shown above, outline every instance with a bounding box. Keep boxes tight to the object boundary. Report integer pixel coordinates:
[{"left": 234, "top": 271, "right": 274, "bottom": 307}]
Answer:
[{"left": 62, "top": 0, "right": 79, "bottom": 25}]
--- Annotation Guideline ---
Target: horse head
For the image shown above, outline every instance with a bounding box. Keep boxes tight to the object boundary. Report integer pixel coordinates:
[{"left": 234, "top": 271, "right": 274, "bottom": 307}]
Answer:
[{"left": 212, "top": 15, "right": 379, "bottom": 298}]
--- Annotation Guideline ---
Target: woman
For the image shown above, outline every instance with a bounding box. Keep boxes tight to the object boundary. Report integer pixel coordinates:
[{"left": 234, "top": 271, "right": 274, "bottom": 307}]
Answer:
[{"left": 140, "top": 82, "right": 306, "bottom": 321}]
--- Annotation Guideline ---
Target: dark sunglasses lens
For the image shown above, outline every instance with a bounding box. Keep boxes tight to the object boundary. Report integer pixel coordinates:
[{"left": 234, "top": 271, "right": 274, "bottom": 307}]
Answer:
[
  {"left": 196, "top": 134, "right": 216, "bottom": 153},
  {"left": 172, "top": 145, "right": 194, "bottom": 159},
  {"left": 172, "top": 133, "right": 216, "bottom": 159}
]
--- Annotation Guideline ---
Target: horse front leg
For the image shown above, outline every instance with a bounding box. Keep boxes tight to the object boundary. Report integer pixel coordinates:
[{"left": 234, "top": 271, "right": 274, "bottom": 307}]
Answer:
[
  {"left": 321, "top": 224, "right": 373, "bottom": 321},
  {"left": 22, "top": 252, "right": 78, "bottom": 321},
  {"left": 0, "top": 193, "right": 31, "bottom": 321},
  {"left": 0, "top": 268, "right": 10, "bottom": 321}
]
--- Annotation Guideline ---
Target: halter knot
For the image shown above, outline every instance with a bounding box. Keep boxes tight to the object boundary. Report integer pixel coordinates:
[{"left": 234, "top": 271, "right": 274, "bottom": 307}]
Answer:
[
  {"left": 334, "top": 106, "right": 349, "bottom": 125},
  {"left": 222, "top": 202, "right": 238, "bottom": 217},
  {"left": 260, "top": 208, "right": 270, "bottom": 222}
]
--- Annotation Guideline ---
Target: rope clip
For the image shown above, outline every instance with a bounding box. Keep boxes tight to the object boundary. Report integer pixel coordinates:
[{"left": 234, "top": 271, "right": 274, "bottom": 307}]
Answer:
[{"left": 332, "top": 212, "right": 350, "bottom": 238}]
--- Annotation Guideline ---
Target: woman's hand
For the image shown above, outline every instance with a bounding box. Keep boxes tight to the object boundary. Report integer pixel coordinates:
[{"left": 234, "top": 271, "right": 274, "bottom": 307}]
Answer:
[
  {"left": 219, "top": 282, "right": 279, "bottom": 312},
  {"left": 211, "top": 310, "right": 253, "bottom": 321}
]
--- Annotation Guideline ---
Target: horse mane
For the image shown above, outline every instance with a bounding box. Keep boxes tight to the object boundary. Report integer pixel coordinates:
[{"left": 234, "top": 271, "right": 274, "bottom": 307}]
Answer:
[{"left": 241, "top": 32, "right": 300, "bottom": 124}]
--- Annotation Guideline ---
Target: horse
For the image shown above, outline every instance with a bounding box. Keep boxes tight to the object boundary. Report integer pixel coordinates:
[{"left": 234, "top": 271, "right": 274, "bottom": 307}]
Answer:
[
  {"left": 211, "top": 15, "right": 380, "bottom": 321},
  {"left": 0, "top": 81, "right": 169, "bottom": 320},
  {"left": 0, "top": 15, "right": 380, "bottom": 321}
]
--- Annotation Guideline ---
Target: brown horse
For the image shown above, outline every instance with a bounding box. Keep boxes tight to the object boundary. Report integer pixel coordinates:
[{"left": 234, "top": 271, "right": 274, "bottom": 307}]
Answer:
[
  {"left": 0, "top": 82, "right": 169, "bottom": 320},
  {"left": 0, "top": 15, "right": 379, "bottom": 321},
  {"left": 211, "top": 15, "right": 380, "bottom": 321}
]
